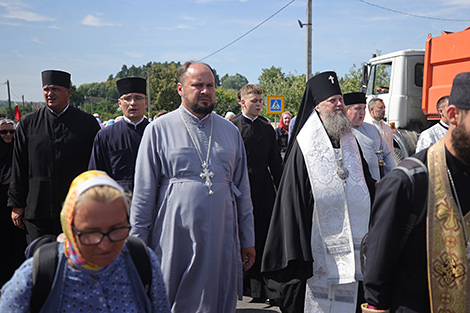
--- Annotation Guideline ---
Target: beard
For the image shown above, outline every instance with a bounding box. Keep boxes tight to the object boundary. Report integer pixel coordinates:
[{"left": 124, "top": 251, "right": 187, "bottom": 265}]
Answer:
[
  {"left": 451, "top": 120, "right": 470, "bottom": 164},
  {"left": 319, "top": 110, "right": 352, "bottom": 147},
  {"left": 373, "top": 111, "right": 385, "bottom": 121},
  {"left": 185, "top": 95, "right": 215, "bottom": 116}
]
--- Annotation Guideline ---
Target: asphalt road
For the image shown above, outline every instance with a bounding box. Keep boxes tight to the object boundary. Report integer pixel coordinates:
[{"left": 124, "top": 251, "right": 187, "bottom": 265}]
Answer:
[{"left": 236, "top": 297, "right": 282, "bottom": 313}]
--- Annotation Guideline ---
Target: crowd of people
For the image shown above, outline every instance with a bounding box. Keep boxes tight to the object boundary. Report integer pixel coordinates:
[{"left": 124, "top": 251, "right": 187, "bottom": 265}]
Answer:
[{"left": 0, "top": 63, "right": 469, "bottom": 313}]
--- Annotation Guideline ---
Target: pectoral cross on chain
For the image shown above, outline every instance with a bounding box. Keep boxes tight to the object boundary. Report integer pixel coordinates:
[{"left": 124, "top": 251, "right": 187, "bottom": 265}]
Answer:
[
  {"left": 328, "top": 75, "right": 335, "bottom": 84},
  {"left": 200, "top": 161, "right": 214, "bottom": 195}
]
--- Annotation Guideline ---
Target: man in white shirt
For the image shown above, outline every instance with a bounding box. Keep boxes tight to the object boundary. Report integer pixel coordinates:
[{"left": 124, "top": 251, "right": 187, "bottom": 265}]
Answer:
[
  {"left": 415, "top": 95, "right": 449, "bottom": 153},
  {"left": 365, "top": 98, "right": 394, "bottom": 153}
]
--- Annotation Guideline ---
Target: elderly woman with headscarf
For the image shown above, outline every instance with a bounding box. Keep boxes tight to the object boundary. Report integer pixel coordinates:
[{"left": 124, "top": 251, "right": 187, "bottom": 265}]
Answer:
[
  {"left": 0, "top": 119, "right": 26, "bottom": 287},
  {"left": 0, "top": 170, "right": 170, "bottom": 313},
  {"left": 275, "top": 111, "right": 293, "bottom": 159}
]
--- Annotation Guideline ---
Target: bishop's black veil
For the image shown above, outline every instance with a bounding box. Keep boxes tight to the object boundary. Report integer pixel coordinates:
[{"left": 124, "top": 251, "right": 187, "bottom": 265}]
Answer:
[{"left": 284, "top": 71, "right": 340, "bottom": 162}]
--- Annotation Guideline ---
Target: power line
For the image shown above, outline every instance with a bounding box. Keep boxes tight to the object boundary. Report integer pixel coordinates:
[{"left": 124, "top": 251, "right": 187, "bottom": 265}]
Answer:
[
  {"left": 198, "top": 0, "right": 296, "bottom": 62},
  {"left": 359, "top": 0, "right": 470, "bottom": 22},
  {"left": 10, "top": 89, "right": 23, "bottom": 101}
]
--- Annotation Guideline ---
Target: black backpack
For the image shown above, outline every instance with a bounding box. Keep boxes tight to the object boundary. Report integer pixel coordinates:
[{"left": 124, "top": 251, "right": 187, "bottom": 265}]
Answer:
[
  {"left": 360, "top": 157, "right": 428, "bottom": 274},
  {"left": 30, "top": 235, "right": 152, "bottom": 313}
]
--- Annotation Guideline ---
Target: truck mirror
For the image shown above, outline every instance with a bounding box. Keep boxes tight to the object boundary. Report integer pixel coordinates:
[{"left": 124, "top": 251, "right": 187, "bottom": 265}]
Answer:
[{"left": 361, "top": 64, "right": 369, "bottom": 89}]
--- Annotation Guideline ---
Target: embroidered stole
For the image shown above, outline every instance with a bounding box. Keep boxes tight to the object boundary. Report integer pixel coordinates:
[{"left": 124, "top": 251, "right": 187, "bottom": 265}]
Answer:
[
  {"left": 297, "top": 111, "right": 370, "bottom": 284},
  {"left": 427, "top": 139, "right": 470, "bottom": 313}
]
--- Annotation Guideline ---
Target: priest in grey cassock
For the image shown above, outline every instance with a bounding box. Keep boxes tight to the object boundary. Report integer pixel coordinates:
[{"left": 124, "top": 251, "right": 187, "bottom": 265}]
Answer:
[
  {"left": 129, "top": 61, "right": 255, "bottom": 313},
  {"left": 344, "top": 92, "right": 395, "bottom": 180},
  {"left": 261, "top": 71, "right": 376, "bottom": 313}
]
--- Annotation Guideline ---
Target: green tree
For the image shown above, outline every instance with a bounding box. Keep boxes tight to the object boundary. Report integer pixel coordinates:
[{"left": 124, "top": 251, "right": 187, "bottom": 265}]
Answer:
[
  {"left": 258, "top": 66, "right": 305, "bottom": 120},
  {"left": 148, "top": 61, "right": 181, "bottom": 114},
  {"left": 258, "top": 66, "right": 286, "bottom": 85},
  {"left": 339, "top": 64, "right": 363, "bottom": 94},
  {"left": 220, "top": 73, "right": 249, "bottom": 91},
  {"left": 116, "top": 65, "right": 128, "bottom": 79},
  {"left": 69, "top": 84, "right": 85, "bottom": 107},
  {"left": 214, "top": 87, "right": 239, "bottom": 117}
]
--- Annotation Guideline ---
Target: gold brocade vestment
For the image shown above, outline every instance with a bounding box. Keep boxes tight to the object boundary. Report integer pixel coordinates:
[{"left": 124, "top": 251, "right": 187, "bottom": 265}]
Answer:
[{"left": 427, "top": 139, "right": 470, "bottom": 313}]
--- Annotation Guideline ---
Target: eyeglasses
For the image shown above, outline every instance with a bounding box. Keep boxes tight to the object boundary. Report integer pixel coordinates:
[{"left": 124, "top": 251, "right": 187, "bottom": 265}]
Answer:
[
  {"left": 72, "top": 225, "right": 131, "bottom": 245},
  {"left": 0, "top": 130, "right": 15, "bottom": 135},
  {"left": 120, "top": 96, "right": 145, "bottom": 103}
]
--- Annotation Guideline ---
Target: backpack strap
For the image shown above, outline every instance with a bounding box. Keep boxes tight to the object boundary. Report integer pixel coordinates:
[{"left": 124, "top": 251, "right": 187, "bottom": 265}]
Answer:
[
  {"left": 393, "top": 156, "right": 428, "bottom": 253},
  {"left": 125, "top": 236, "right": 152, "bottom": 294},
  {"left": 361, "top": 156, "right": 428, "bottom": 274},
  {"left": 30, "top": 236, "right": 152, "bottom": 313},
  {"left": 31, "top": 241, "right": 60, "bottom": 313}
]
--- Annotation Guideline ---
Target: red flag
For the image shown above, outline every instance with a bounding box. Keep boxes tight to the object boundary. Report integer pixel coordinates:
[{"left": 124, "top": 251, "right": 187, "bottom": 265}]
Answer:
[{"left": 14, "top": 105, "right": 21, "bottom": 122}]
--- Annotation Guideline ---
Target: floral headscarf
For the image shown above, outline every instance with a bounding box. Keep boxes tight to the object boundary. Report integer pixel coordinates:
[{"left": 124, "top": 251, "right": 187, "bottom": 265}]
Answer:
[{"left": 60, "top": 170, "right": 126, "bottom": 272}]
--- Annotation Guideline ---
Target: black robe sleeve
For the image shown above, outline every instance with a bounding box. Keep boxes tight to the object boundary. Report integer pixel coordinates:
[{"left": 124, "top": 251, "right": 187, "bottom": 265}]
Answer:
[
  {"left": 267, "top": 127, "right": 283, "bottom": 188},
  {"left": 8, "top": 115, "right": 31, "bottom": 209},
  {"left": 261, "top": 139, "right": 314, "bottom": 282}
]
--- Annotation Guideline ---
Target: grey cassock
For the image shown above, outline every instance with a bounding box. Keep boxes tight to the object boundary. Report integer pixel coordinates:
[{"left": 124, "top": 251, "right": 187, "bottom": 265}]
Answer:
[
  {"left": 352, "top": 122, "right": 396, "bottom": 181},
  {"left": 130, "top": 105, "right": 254, "bottom": 313}
]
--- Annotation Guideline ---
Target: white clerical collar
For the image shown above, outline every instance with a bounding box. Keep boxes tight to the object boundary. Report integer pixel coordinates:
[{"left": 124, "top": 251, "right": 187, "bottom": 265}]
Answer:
[
  {"left": 242, "top": 112, "right": 258, "bottom": 122},
  {"left": 48, "top": 103, "right": 70, "bottom": 117},
  {"left": 123, "top": 116, "right": 145, "bottom": 128}
]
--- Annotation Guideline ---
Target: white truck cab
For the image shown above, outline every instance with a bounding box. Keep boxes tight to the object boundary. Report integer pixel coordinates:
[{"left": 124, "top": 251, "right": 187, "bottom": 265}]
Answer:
[{"left": 362, "top": 49, "right": 426, "bottom": 161}]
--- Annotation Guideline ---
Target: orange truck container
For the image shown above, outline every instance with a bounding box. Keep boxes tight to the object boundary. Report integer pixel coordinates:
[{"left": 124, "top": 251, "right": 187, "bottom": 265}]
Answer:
[{"left": 422, "top": 26, "right": 470, "bottom": 120}]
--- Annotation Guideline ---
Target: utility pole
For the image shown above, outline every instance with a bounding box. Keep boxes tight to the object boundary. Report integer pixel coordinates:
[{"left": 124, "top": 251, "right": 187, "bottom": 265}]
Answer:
[
  {"left": 147, "top": 71, "right": 151, "bottom": 119},
  {"left": 6, "top": 80, "right": 13, "bottom": 119},
  {"left": 299, "top": 1, "right": 313, "bottom": 82},
  {"left": 105, "top": 97, "right": 109, "bottom": 121},
  {"left": 306, "top": 0, "right": 312, "bottom": 82}
]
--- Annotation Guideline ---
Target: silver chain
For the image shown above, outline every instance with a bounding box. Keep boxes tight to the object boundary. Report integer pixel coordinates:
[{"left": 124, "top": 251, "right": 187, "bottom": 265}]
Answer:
[
  {"left": 179, "top": 109, "right": 215, "bottom": 195},
  {"left": 179, "top": 109, "right": 213, "bottom": 166}
]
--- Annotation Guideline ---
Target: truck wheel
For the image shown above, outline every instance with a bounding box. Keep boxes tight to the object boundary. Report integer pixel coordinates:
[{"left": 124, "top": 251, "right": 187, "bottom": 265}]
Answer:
[
  {"left": 400, "top": 129, "right": 419, "bottom": 155},
  {"left": 394, "top": 147, "right": 406, "bottom": 163}
]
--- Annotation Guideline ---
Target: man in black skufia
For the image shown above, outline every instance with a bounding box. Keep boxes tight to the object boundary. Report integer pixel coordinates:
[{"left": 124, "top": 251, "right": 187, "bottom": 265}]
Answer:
[
  {"left": 8, "top": 70, "right": 100, "bottom": 244},
  {"left": 88, "top": 77, "right": 149, "bottom": 193}
]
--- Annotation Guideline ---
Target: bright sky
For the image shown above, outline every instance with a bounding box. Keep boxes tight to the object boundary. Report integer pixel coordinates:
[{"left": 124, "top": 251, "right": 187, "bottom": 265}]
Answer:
[{"left": 1, "top": 0, "right": 469, "bottom": 102}]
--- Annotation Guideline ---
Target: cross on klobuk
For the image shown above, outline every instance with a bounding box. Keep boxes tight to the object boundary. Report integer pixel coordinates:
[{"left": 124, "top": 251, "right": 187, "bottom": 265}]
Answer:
[
  {"left": 200, "top": 161, "right": 214, "bottom": 195},
  {"left": 328, "top": 75, "right": 335, "bottom": 84}
]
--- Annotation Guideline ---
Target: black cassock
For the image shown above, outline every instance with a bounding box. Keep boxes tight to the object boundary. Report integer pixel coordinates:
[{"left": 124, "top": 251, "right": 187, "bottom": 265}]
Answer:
[
  {"left": 8, "top": 106, "right": 100, "bottom": 220},
  {"left": 88, "top": 119, "right": 149, "bottom": 193},
  {"left": 0, "top": 136, "right": 26, "bottom": 286},
  {"left": 231, "top": 114, "right": 283, "bottom": 299}
]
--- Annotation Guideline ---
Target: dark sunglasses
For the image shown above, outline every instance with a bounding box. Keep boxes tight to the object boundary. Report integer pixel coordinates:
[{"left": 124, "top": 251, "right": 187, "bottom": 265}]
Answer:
[{"left": 0, "top": 130, "right": 15, "bottom": 135}]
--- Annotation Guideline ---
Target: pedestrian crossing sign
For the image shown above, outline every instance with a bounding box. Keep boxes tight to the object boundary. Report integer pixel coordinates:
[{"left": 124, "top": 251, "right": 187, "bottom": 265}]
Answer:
[{"left": 267, "top": 96, "right": 285, "bottom": 115}]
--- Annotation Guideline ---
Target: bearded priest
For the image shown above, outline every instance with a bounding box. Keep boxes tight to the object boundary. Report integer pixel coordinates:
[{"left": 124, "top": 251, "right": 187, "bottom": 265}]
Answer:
[{"left": 261, "top": 71, "right": 376, "bottom": 313}]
